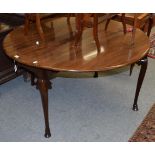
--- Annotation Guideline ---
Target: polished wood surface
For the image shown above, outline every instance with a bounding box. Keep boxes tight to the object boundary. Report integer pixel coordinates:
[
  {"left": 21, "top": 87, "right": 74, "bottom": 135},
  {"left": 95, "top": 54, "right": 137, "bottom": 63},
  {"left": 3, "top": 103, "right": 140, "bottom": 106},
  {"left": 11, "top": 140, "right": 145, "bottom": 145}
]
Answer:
[
  {"left": 3, "top": 17, "right": 149, "bottom": 72},
  {"left": 3, "top": 17, "right": 150, "bottom": 138}
]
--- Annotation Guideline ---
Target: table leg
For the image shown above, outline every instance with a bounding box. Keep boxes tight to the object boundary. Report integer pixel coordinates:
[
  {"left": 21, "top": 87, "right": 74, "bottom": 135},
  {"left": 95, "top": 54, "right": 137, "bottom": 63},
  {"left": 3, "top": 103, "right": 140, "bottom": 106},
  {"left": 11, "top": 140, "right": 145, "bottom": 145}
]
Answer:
[
  {"left": 133, "top": 56, "right": 148, "bottom": 111},
  {"left": 93, "top": 71, "right": 98, "bottom": 78},
  {"left": 35, "top": 13, "right": 45, "bottom": 41},
  {"left": 129, "top": 63, "right": 135, "bottom": 76},
  {"left": 31, "top": 72, "right": 36, "bottom": 86},
  {"left": 35, "top": 70, "right": 52, "bottom": 138}
]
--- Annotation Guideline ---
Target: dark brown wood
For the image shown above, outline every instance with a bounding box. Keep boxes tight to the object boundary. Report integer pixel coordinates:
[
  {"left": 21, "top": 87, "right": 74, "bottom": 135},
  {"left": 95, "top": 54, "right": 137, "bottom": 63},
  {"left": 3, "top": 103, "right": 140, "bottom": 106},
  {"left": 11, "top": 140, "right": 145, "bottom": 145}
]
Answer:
[
  {"left": 129, "top": 63, "right": 135, "bottom": 76},
  {"left": 133, "top": 56, "right": 148, "bottom": 111},
  {"left": 131, "top": 14, "right": 138, "bottom": 45},
  {"left": 74, "top": 13, "right": 83, "bottom": 46},
  {"left": 74, "top": 14, "right": 101, "bottom": 52},
  {"left": 15, "top": 63, "right": 54, "bottom": 137},
  {"left": 93, "top": 14, "right": 100, "bottom": 52},
  {"left": 93, "top": 71, "right": 98, "bottom": 78},
  {"left": 105, "top": 13, "right": 126, "bottom": 34},
  {"left": 105, "top": 18, "right": 111, "bottom": 31},
  {"left": 31, "top": 72, "right": 36, "bottom": 86},
  {"left": 75, "top": 14, "right": 124, "bottom": 53},
  {"left": 24, "top": 13, "right": 30, "bottom": 35},
  {"left": 121, "top": 13, "right": 127, "bottom": 34},
  {"left": 3, "top": 17, "right": 149, "bottom": 138},
  {"left": 147, "top": 14, "right": 153, "bottom": 37},
  {"left": 3, "top": 18, "right": 149, "bottom": 72},
  {"left": 24, "top": 13, "right": 51, "bottom": 41},
  {"left": 105, "top": 14, "right": 116, "bottom": 31},
  {"left": 35, "top": 13, "right": 45, "bottom": 41},
  {"left": 35, "top": 69, "right": 52, "bottom": 138}
]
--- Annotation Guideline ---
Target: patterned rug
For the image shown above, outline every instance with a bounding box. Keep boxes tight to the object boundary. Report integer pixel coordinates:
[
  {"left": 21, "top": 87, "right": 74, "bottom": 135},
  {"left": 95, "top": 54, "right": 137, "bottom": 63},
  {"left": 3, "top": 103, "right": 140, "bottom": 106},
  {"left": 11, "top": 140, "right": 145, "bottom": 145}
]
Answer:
[
  {"left": 129, "top": 103, "right": 155, "bottom": 142},
  {"left": 148, "top": 33, "right": 155, "bottom": 58}
]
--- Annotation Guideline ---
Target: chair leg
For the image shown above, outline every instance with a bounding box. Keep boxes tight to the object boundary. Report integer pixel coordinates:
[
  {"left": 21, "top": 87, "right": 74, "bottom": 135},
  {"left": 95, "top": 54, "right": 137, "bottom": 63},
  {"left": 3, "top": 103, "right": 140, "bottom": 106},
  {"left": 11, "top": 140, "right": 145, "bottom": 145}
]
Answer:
[
  {"left": 35, "top": 13, "right": 45, "bottom": 41},
  {"left": 24, "top": 14, "right": 30, "bottom": 35},
  {"left": 75, "top": 14, "right": 83, "bottom": 46},
  {"left": 93, "top": 14, "right": 100, "bottom": 52},
  {"left": 147, "top": 14, "right": 153, "bottom": 37},
  {"left": 22, "top": 72, "right": 30, "bottom": 82},
  {"left": 93, "top": 71, "right": 98, "bottom": 78},
  {"left": 67, "top": 13, "right": 71, "bottom": 24},
  {"left": 130, "top": 63, "right": 135, "bottom": 76},
  {"left": 131, "top": 14, "right": 138, "bottom": 45},
  {"left": 31, "top": 73, "right": 36, "bottom": 86},
  {"left": 121, "top": 13, "right": 127, "bottom": 34},
  {"left": 105, "top": 18, "right": 111, "bottom": 31}
]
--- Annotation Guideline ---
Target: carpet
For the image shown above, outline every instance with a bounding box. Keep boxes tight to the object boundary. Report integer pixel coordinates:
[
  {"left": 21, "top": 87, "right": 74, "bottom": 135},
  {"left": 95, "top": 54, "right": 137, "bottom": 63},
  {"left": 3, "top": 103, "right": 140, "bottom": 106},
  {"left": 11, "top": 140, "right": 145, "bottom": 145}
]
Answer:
[{"left": 129, "top": 103, "right": 155, "bottom": 142}]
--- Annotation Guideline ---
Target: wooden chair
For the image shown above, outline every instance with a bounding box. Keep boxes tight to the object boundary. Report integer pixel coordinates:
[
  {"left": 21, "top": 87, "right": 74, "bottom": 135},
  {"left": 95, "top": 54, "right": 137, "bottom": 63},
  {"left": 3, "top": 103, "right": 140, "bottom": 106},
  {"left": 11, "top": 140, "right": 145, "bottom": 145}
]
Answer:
[
  {"left": 68, "top": 13, "right": 126, "bottom": 53},
  {"left": 67, "top": 14, "right": 100, "bottom": 51},
  {"left": 67, "top": 13, "right": 127, "bottom": 78},
  {"left": 114, "top": 13, "right": 153, "bottom": 37},
  {"left": 98, "top": 13, "right": 153, "bottom": 76},
  {"left": 91, "top": 13, "right": 127, "bottom": 77},
  {"left": 74, "top": 13, "right": 101, "bottom": 52},
  {"left": 105, "top": 13, "right": 127, "bottom": 34},
  {"left": 24, "top": 13, "right": 57, "bottom": 41},
  {"left": 121, "top": 14, "right": 153, "bottom": 75}
]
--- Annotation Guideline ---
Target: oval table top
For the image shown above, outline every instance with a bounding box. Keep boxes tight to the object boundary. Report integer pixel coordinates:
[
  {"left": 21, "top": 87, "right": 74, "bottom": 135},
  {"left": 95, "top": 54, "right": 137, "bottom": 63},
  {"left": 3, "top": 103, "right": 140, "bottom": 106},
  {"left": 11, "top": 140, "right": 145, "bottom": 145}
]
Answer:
[{"left": 3, "top": 17, "right": 149, "bottom": 72}]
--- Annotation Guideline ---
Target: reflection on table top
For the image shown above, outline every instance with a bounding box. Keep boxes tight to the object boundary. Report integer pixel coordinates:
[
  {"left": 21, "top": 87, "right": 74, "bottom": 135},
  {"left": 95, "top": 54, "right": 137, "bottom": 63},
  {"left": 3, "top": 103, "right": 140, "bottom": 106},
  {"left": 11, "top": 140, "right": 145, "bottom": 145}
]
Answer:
[{"left": 3, "top": 17, "right": 149, "bottom": 72}]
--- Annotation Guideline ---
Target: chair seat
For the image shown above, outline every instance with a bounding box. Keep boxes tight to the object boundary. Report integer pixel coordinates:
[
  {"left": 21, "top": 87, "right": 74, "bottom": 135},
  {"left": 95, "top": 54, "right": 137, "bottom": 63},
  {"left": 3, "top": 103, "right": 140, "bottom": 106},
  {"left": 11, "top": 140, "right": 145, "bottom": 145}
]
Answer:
[{"left": 113, "top": 13, "right": 151, "bottom": 29}]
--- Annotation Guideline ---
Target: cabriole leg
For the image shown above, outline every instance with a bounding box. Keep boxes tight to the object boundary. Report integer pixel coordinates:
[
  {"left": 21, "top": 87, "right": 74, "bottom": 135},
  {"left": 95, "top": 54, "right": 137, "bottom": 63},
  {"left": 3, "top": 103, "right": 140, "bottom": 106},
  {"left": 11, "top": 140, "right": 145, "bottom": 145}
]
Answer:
[
  {"left": 133, "top": 56, "right": 148, "bottom": 111},
  {"left": 36, "top": 70, "right": 52, "bottom": 138}
]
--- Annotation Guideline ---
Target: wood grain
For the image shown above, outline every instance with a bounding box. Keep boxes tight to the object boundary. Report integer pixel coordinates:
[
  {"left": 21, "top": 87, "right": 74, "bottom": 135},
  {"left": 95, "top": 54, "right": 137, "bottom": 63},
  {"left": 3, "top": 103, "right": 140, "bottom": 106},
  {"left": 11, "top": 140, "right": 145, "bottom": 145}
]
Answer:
[{"left": 3, "top": 17, "right": 149, "bottom": 72}]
